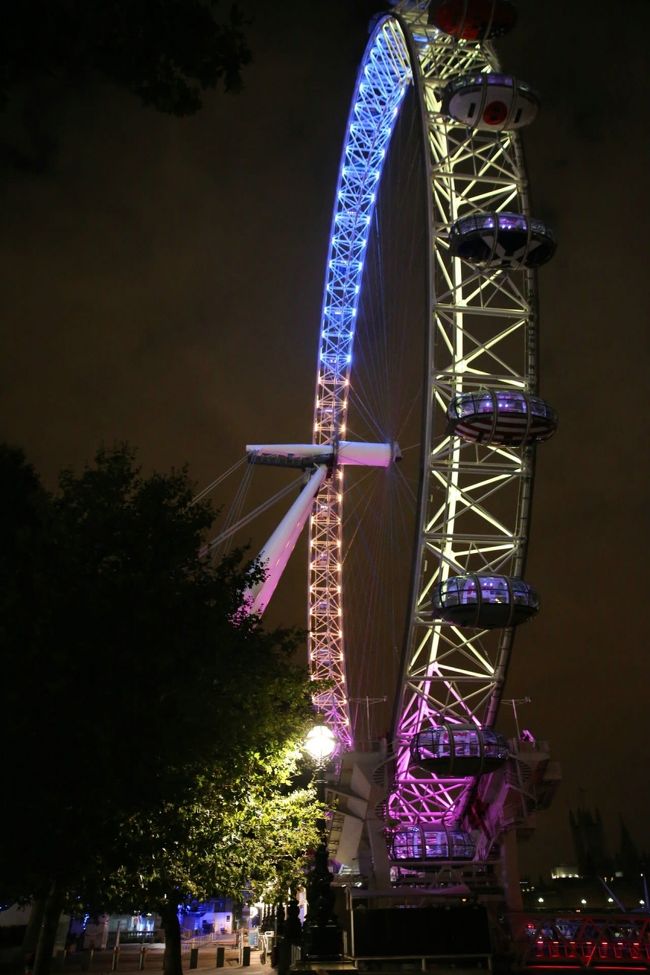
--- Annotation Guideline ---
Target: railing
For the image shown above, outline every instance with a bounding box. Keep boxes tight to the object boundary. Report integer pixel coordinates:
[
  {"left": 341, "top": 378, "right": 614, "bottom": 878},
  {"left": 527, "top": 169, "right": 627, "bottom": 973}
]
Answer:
[
  {"left": 183, "top": 931, "right": 222, "bottom": 947},
  {"left": 512, "top": 911, "right": 650, "bottom": 971},
  {"left": 110, "top": 932, "right": 156, "bottom": 946},
  {"left": 353, "top": 953, "right": 492, "bottom": 971},
  {"left": 53, "top": 938, "right": 251, "bottom": 971}
]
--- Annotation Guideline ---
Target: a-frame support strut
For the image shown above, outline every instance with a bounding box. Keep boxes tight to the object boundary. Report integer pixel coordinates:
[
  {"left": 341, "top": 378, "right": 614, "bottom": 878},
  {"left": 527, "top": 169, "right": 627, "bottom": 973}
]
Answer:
[{"left": 243, "top": 440, "right": 400, "bottom": 617}]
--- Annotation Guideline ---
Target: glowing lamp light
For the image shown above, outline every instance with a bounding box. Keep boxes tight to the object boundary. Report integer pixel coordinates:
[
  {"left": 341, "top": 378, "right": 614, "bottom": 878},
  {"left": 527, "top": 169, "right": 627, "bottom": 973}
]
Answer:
[{"left": 304, "top": 724, "right": 337, "bottom": 764}]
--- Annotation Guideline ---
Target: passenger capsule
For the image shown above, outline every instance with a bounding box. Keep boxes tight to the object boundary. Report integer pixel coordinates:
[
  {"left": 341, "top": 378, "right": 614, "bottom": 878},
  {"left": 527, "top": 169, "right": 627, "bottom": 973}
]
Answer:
[
  {"left": 441, "top": 74, "right": 539, "bottom": 131},
  {"left": 411, "top": 725, "right": 509, "bottom": 775},
  {"left": 447, "top": 390, "right": 558, "bottom": 446},
  {"left": 391, "top": 826, "right": 475, "bottom": 862},
  {"left": 450, "top": 212, "right": 556, "bottom": 269},
  {"left": 432, "top": 574, "right": 539, "bottom": 628},
  {"left": 428, "top": 0, "right": 517, "bottom": 40}
]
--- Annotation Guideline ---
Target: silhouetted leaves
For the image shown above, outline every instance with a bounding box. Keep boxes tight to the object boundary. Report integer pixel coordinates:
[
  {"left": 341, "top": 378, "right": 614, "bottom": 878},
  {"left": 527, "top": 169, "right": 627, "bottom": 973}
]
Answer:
[
  {"left": 1, "top": 0, "right": 251, "bottom": 115},
  {"left": 0, "top": 444, "right": 320, "bottom": 931}
]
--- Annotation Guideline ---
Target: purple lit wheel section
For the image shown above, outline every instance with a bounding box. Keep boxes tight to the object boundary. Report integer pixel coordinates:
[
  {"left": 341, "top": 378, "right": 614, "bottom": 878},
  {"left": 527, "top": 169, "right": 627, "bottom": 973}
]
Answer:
[
  {"left": 428, "top": 0, "right": 517, "bottom": 40},
  {"left": 410, "top": 725, "right": 509, "bottom": 776},
  {"left": 390, "top": 826, "right": 475, "bottom": 863},
  {"left": 449, "top": 211, "right": 556, "bottom": 269},
  {"left": 432, "top": 574, "right": 539, "bottom": 629},
  {"left": 440, "top": 74, "right": 539, "bottom": 132},
  {"left": 447, "top": 390, "right": 558, "bottom": 446}
]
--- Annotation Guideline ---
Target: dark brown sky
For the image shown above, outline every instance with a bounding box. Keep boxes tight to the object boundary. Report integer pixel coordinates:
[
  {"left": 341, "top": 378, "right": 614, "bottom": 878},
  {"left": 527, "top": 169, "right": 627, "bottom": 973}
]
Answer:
[{"left": 2, "top": 0, "right": 650, "bottom": 878}]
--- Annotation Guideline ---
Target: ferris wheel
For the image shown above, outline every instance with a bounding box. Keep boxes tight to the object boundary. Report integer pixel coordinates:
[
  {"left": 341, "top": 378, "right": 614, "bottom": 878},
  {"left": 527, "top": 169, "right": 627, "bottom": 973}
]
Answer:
[
  {"left": 240, "top": 0, "right": 557, "bottom": 872},
  {"left": 304, "top": 0, "right": 558, "bottom": 868}
]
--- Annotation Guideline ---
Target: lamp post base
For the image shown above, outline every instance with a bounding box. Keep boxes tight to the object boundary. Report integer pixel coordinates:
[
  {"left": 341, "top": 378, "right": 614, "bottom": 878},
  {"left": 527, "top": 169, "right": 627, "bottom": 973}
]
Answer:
[{"left": 302, "top": 919, "right": 343, "bottom": 961}]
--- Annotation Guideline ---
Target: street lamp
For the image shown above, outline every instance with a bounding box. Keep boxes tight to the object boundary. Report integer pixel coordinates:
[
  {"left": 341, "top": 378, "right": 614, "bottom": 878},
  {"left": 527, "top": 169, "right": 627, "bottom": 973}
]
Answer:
[
  {"left": 304, "top": 724, "right": 337, "bottom": 765},
  {"left": 502, "top": 697, "right": 531, "bottom": 740},
  {"left": 301, "top": 723, "right": 343, "bottom": 963},
  {"left": 275, "top": 724, "right": 341, "bottom": 975}
]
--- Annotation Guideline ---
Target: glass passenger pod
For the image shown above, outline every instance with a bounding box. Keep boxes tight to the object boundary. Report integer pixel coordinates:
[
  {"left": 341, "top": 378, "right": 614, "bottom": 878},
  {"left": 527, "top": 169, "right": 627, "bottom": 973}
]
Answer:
[
  {"left": 450, "top": 212, "right": 556, "bottom": 269},
  {"left": 428, "top": 0, "right": 517, "bottom": 40},
  {"left": 432, "top": 574, "right": 539, "bottom": 628},
  {"left": 411, "top": 724, "right": 509, "bottom": 775},
  {"left": 390, "top": 826, "right": 475, "bottom": 862},
  {"left": 447, "top": 390, "right": 558, "bottom": 446},
  {"left": 441, "top": 74, "right": 539, "bottom": 131}
]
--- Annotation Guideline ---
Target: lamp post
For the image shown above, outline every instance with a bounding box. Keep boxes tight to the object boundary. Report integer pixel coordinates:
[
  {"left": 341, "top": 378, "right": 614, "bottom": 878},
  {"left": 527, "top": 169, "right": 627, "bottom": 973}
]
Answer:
[
  {"left": 301, "top": 724, "right": 344, "bottom": 963},
  {"left": 503, "top": 696, "right": 531, "bottom": 741}
]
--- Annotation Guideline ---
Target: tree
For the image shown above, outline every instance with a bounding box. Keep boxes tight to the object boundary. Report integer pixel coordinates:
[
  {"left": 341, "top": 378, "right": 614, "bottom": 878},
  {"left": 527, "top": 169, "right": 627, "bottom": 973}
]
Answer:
[
  {"left": 0, "top": 446, "right": 53, "bottom": 967},
  {"left": 98, "top": 748, "right": 322, "bottom": 975},
  {"left": 1, "top": 1, "right": 251, "bottom": 115},
  {"left": 0, "top": 444, "right": 321, "bottom": 975}
]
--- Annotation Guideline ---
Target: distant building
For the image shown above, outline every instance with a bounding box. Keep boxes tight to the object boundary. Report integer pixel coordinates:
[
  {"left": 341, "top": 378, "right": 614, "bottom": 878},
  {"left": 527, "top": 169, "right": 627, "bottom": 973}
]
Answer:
[
  {"left": 616, "top": 816, "right": 643, "bottom": 878},
  {"left": 569, "top": 805, "right": 612, "bottom": 877},
  {"left": 552, "top": 865, "right": 581, "bottom": 879},
  {"left": 569, "top": 806, "right": 648, "bottom": 882}
]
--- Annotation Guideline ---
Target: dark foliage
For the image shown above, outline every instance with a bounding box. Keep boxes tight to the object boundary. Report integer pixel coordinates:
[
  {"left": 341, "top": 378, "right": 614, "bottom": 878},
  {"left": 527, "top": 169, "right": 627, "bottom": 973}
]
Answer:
[
  {"left": 1, "top": 1, "right": 251, "bottom": 115},
  {"left": 0, "top": 444, "right": 317, "bottom": 926}
]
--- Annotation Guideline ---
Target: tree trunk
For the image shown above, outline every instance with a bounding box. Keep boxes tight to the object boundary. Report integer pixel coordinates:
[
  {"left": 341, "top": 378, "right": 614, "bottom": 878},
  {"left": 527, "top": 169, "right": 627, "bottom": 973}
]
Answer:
[
  {"left": 22, "top": 894, "right": 47, "bottom": 970},
  {"left": 160, "top": 899, "right": 183, "bottom": 975},
  {"left": 32, "top": 881, "right": 64, "bottom": 975}
]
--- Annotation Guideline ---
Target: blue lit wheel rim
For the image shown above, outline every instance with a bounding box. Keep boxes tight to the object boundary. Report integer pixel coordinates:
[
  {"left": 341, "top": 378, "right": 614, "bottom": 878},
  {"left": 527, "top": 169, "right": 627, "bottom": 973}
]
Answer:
[
  {"left": 308, "top": 5, "right": 552, "bottom": 851},
  {"left": 308, "top": 17, "right": 413, "bottom": 750}
]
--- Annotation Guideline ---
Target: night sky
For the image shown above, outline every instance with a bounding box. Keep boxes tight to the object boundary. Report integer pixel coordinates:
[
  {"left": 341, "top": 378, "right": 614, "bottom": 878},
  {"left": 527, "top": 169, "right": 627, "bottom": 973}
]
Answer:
[{"left": 2, "top": 1, "right": 650, "bottom": 879}]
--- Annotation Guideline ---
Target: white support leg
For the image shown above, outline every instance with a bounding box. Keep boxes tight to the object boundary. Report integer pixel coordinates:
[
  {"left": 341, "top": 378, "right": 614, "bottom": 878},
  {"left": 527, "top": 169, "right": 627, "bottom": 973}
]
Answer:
[{"left": 244, "top": 464, "right": 329, "bottom": 617}]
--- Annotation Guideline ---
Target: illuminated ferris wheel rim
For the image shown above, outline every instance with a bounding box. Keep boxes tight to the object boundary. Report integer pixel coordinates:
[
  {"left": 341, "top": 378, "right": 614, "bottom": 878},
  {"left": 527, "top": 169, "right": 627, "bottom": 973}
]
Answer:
[
  {"left": 308, "top": 0, "right": 553, "bottom": 836},
  {"left": 308, "top": 13, "right": 414, "bottom": 750}
]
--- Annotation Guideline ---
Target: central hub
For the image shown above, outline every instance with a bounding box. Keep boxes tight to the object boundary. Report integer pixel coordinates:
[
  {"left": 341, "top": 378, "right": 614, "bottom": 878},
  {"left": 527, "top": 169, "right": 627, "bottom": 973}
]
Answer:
[{"left": 246, "top": 440, "right": 401, "bottom": 469}]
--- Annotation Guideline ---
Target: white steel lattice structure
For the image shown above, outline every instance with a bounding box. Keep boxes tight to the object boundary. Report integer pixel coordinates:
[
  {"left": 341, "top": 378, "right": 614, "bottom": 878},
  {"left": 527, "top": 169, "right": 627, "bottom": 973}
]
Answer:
[{"left": 308, "top": 1, "right": 552, "bottom": 837}]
